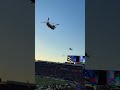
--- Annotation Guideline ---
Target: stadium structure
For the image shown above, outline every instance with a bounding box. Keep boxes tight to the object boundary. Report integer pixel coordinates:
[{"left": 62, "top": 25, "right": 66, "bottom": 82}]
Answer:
[
  {"left": 0, "top": 0, "right": 36, "bottom": 89},
  {"left": 85, "top": 0, "right": 120, "bottom": 89},
  {"left": 35, "top": 60, "right": 85, "bottom": 87},
  {"left": 35, "top": 57, "right": 120, "bottom": 89}
]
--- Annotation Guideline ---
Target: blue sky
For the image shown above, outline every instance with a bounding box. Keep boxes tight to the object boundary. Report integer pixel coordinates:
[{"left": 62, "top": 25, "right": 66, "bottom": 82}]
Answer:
[{"left": 35, "top": 0, "right": 85, "bottom": 63}]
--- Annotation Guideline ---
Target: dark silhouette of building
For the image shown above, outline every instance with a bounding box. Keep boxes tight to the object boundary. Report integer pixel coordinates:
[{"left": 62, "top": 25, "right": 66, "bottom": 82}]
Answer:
[{"left": 0, "top": 81, "right": 36, "bottom": 90}]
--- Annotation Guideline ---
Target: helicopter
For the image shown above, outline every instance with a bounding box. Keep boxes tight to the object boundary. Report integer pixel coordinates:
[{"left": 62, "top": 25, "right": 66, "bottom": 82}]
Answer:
[
  {"left": 69, "top": 48, "right": 73, "bottom": 50},
  {"left": 41, "top": 18, "right": 59, "bottom": 30}
]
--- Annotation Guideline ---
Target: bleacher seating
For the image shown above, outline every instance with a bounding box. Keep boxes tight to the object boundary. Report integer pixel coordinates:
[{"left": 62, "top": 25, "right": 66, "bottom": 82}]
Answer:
[{"left": 35, "top": 61, "right": 85, "bottom": 86}]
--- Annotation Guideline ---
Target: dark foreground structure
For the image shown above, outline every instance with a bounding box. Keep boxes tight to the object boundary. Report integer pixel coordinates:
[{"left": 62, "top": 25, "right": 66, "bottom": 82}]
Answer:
[{"left": 0, "top": 81, "right": 36, "bottom": 90}]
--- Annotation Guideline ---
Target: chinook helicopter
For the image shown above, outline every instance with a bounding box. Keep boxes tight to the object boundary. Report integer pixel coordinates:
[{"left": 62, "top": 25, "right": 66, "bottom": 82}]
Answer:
[{"left": 41, "top": 18, "right": 59, "bottom": 30}]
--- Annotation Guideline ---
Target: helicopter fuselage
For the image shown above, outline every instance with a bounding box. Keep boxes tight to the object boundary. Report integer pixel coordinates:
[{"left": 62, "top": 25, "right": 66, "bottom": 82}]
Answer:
[{"left": 47, "top": 22, "right": 56, "bottom": 30}]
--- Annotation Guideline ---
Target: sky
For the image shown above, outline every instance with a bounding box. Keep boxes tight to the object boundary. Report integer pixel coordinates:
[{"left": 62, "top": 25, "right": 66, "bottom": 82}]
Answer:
[{"left": 35, "top": 0, "right": 85, "bottom": 63}]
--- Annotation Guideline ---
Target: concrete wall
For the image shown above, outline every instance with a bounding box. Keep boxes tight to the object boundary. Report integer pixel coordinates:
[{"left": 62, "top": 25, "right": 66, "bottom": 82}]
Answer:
[
  {"left": 86, "top": 0, "right": 120, "bottom": 70},
  {"left": 0, "top": 0, "right": 35, "bottom": 83}
]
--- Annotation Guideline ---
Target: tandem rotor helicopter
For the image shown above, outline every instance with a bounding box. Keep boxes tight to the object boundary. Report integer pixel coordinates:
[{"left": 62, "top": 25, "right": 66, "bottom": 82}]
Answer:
[{"left": 41, "top": 18, "right": 60, "bottom": 30}]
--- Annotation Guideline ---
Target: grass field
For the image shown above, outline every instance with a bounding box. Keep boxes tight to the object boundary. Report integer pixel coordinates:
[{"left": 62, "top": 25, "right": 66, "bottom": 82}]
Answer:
[{"left": 35, "top": 75, "right": 68, "bottom": 87}]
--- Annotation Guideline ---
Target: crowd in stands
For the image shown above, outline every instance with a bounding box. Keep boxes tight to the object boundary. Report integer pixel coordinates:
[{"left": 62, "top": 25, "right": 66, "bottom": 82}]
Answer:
[
  {"left": 36, "top": 81, "right": 110, "bottom": 90},
  {"left": 35, "top": 61, "right": 85, "bottom": 86},
  {"left": 35, "top": 81, "right": 85, "bottom": 90}
]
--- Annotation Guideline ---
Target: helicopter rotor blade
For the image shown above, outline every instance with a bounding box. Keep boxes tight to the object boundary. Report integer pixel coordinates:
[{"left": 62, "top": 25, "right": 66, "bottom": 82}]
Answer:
[
  {"left": 41, "top": 22, "right": 46, "bottom": 23},
  {"left": 47, "top": 18, "right": 49, "bottom": 22},
  {"left": 55, "top": 24, "right": 60, "bottom": 26},
  {"left": 51, "top": 23, "right": 60, "bottom": 25}
]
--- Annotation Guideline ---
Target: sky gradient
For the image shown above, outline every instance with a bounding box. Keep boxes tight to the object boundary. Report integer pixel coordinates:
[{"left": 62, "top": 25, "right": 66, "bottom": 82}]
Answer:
[{"left": 35, "top": 0, "right": 85, "bottom": 63}]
